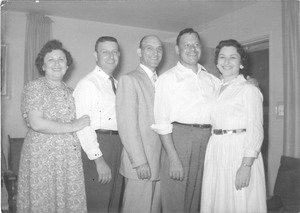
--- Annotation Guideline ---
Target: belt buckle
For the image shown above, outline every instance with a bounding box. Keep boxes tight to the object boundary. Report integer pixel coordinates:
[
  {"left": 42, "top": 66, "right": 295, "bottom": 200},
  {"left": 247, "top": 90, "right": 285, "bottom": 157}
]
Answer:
[
  {"left": 215, "top": 129, "right": 246, "bottom": 135},
  {"left": 224, "top": 130, "right": 234, "bottom": 134}
]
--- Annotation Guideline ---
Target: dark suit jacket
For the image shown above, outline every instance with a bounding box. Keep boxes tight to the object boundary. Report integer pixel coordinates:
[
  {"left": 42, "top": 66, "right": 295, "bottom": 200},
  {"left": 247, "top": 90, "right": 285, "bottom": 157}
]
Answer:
[{"left": 116, "top": 66, "right": 161, "bottom": 180}]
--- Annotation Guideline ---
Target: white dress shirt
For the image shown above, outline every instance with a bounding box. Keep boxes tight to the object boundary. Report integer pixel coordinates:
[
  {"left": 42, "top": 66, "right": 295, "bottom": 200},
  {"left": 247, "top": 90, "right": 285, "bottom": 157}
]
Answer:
[
  {"left": 151, "top": 62, "right": 221, "bottom": 135},
  {"left": 73, "top": 66, "right": 117, "bottom": 160},
  {"left": 140, "top": 64, "right": 157, "bottom": 87}
]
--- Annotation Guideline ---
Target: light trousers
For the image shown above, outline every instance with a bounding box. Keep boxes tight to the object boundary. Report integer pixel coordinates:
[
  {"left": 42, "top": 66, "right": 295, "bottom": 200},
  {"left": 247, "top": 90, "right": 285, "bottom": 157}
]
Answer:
[{"left": 121, "top": 178, "right": 161, "bottom": 213}]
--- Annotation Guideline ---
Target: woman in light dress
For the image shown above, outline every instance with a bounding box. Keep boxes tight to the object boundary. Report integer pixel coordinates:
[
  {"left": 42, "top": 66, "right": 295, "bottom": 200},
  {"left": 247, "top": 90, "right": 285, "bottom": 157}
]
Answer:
[{"left": 201, "top": 39, "right": 267, "bottom": 213}]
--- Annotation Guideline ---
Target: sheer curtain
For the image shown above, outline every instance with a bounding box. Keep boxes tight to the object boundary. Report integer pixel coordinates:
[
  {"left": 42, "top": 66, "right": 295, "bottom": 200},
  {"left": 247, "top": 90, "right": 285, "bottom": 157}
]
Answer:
[
  {"left": 24, "top": 13, "right": 52, "bottom": 85},
  {"left": 282, "top": 0, "right": 300, "bottom": 158}
]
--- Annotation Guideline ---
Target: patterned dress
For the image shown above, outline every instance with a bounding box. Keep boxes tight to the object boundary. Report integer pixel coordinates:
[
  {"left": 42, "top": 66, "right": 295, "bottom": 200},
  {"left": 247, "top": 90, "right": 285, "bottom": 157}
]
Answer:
[
  {"left": 17, "top": 77, "right": 87, "bottom": 213},
  {"left": 201, "top": 75, "right": 267, "bottom": 213}
]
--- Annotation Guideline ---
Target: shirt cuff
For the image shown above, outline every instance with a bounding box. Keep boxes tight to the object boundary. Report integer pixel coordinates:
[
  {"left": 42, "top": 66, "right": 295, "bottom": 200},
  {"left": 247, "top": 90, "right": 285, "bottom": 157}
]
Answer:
[
  {"left": 151, "top": 123, "right": 173, "bottom": 135},
  {"left": 86, "top": 149, "right": 103, "bottom": 160},
  {"left": 244, "top": 149, "right": 259, "bottom": 158},
  {"left": 131, "top": 157, "right": 148, "bottom": 169}
]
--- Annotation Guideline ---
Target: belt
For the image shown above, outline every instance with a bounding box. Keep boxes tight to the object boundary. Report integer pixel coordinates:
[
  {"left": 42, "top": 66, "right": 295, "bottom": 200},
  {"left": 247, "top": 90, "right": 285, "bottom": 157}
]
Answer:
[
  {"left": 213, "top": 129, "right": 246, "bottom": 135},
  {"left": 172, "top": 122, "right": 212, "bottom": 129},
  {"left": 95, "top": 129, "right": 119, "bottom": 135}
]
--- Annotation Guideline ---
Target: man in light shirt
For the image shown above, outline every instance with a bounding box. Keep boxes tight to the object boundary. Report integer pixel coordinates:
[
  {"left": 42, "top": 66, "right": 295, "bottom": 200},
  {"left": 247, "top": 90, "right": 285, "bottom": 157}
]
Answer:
[
  {"left": 116, "top": 35, "right": 162, "bottom": 213},
  {"left": 151, "top": 28, "right": 221, "bottom": 213},
  {"left": 73, "top": 36, "right": 123, "bottom": 213}
]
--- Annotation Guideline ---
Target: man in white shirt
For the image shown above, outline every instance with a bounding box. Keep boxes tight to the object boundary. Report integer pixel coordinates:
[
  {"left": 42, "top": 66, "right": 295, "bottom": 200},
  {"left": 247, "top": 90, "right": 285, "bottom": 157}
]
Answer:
[
  {"left": 73, "top": 36, "right": 123, "bottom": 213},
  {"left": 116, "top": 35, "right": 163, "bottom": 213},
  {"left": 151, "top": 28, "right": 221, "bottom": 213}
]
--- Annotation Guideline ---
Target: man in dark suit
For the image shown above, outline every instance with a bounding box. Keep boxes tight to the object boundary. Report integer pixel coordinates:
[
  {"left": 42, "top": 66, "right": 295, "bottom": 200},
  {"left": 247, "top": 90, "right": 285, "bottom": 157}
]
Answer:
[{"left": 116, "top": 35, "right": 163, "bottom": 213}]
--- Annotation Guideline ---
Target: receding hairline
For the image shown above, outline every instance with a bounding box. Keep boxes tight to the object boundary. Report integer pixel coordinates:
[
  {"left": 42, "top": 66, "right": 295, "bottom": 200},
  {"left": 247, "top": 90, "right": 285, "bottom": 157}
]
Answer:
[{"left": 139, "top": 35, "right": 162, "bottom": 48}]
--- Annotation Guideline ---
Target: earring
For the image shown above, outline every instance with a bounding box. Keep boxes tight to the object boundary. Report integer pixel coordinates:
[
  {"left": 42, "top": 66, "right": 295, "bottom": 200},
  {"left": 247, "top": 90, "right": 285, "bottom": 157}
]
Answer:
[{"left": 240, "top": 65, "right": 244, "bottom": 69}]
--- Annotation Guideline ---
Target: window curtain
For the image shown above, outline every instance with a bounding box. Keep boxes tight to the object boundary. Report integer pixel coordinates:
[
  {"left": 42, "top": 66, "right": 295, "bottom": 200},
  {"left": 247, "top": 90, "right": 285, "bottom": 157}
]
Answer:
[
  {"left": 24, "top": 13, "right": 52, "bottom": 85},
  {"left": 282, "top": 0, "right": 300, "bottom": 158}
]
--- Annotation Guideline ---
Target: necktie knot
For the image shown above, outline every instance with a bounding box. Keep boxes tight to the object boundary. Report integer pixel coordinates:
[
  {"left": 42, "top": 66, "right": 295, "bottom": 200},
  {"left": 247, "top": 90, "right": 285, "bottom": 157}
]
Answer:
[
  {"left": 152, "top": 73, "right": 158, "bottom": 83},
  {"left": 109, "top": 76, "right": 116, "bottom": 94}
]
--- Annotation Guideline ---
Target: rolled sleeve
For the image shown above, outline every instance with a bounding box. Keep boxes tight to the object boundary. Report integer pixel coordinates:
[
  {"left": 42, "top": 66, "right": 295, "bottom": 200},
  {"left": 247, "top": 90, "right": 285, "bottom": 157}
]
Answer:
[
  {"left": 244, "top": 149, "right": 259, "bottom": 158},
  {"left": 151, "top": 123, "right": 173, "bottom": 135}
]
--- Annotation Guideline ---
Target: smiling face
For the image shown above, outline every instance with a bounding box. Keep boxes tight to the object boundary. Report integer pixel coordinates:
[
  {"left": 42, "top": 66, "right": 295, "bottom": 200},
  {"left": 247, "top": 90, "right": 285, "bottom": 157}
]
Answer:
[
  {"left": 43, "top": 49, "right": 68, "bottom": 82},
  {"left": 94, "top": 41, "right": 120, "bottom": 76},
  {"left": 217, "top": 46, "right": 243, "bottom": 82},
  {"left": 176, "top": 33, "right": 201, "bottom": 70},
  {"left": 138, "top": 35, "right": 163, "bottom": 71}
]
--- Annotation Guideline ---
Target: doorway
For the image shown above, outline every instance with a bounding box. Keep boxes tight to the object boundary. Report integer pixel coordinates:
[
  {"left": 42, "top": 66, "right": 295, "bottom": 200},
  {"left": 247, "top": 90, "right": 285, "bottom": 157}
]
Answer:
[{"left": 243, "top": 39, "right": 269, "bottom": 182}]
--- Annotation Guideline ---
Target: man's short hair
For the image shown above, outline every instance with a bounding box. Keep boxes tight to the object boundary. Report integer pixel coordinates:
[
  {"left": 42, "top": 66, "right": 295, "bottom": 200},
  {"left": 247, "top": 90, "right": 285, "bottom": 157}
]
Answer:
[
  {"left": 94, "top": 36, "right": 119, "bottom": 51},
  {"left": 176, "top": 28, "right": 201, "bottom": 46}
]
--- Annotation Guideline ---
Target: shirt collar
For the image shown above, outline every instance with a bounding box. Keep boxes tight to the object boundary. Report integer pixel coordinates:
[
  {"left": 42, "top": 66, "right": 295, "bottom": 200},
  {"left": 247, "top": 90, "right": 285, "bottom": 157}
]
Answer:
[
  {"left": 140, "top": 64, "right": 156, "bottom": 79},
  {"left": 221, "top": 74, "right": 245, "bottom": 86},
  {"left": 94, "top": 65, "right": 114, "bottom": 80},
  {"left": 177, "top": 62, "right": 207, "bottom": 74},
  {"left": 43, "top": 77, "right": 67, "bottom": 90}
]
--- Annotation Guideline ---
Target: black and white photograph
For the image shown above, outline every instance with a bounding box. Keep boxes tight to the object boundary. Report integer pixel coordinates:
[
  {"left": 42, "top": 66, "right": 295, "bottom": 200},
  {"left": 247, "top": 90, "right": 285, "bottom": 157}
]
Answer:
[{"left": 1, "top": 0, "right": 299, "bottom": 213}]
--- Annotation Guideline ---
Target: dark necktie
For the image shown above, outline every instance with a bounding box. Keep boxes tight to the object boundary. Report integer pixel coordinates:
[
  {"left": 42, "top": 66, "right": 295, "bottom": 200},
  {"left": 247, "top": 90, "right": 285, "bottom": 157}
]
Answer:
[{"left": 109, "top": 76, "right": 116, "bottom": 94}]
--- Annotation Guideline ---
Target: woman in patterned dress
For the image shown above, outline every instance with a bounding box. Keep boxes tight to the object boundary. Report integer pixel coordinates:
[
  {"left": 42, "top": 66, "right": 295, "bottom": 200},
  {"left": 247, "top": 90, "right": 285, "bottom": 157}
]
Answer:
[
  {"left": 17, "top": 40, "right": 90, "bottom": 213},
  {"left": 201, "top": 39, "right": 267, "bottom": 213}
]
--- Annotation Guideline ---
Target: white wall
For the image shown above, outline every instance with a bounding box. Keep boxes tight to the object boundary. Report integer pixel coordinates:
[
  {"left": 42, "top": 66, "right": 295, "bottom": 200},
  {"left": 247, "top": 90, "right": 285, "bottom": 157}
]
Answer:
[
  {"left": 51, "top": 16, "right": 177, "bottom": 87},
  {"left": 196, "top": 1, "right": 283, "bottom": 196},
  {"left": 0, "top": 11, "right": 176, "bottom": 161}
]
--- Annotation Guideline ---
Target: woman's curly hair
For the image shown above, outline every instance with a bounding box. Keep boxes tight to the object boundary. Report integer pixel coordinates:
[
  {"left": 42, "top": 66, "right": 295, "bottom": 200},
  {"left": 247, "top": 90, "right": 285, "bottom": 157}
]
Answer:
[{"left": 35, "top": 40, "right": 73, "bottom": 75}]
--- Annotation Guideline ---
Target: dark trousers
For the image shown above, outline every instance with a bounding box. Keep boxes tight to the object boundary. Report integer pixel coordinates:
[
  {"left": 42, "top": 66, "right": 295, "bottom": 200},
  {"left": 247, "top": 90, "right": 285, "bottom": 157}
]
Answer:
[
  {"left": 161, "top": 124, "right": 211, "bottom": 213},
  {"left": 81, "top": 133, "right": 124, "bottom": 213}
]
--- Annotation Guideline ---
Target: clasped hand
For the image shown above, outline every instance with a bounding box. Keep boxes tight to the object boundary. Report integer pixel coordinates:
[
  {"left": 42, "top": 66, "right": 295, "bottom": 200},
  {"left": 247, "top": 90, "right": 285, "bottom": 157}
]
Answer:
[{"left": 136, "top": 163, "right": 151, "bottom": 180}]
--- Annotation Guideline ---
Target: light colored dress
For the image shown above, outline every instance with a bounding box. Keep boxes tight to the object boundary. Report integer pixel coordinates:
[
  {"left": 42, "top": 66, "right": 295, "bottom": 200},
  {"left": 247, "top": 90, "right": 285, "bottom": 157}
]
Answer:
[
  {"left": 17, "top": 77, "right": 87, "bottom": 213},
  {"left": 201, "top": 74, "right": 267, "bottom": 213}
]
